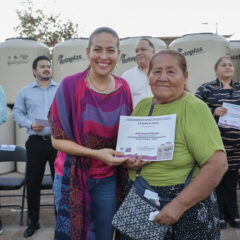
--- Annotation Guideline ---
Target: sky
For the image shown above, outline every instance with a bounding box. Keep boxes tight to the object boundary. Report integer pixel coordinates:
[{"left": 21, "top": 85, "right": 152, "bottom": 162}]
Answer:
[{"left": 1, "top": 0, "right": 240, "bottom": 42}]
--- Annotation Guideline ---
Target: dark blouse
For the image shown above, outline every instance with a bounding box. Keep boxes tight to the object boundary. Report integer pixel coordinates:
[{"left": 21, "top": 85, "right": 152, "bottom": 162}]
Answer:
[{"left": 195, "top": 78, "right": 240, "bottom": 169}]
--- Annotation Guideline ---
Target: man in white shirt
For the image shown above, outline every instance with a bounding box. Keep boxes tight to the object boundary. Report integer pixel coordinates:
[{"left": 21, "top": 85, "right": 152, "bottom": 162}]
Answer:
[{"left": 122, "top": 38, "right": 155, "bottom": 108}]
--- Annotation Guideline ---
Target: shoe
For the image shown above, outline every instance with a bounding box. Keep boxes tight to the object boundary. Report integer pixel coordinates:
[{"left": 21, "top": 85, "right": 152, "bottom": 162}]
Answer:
[
  {"left": 229, "top": 218, "right": 240, "bottom": 228},
  {"left": 24, "top": 222, "right": 40, "bottom": 238},
  {"left": 219, "top": 219, "right": 227, "bottom": 229},
  {"left": 0, "top": 218, "right": 3, "bottom": 235}
]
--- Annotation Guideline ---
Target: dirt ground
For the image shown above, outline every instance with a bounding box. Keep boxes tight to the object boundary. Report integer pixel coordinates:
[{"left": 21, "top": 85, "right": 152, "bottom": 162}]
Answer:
[{"left": 0, "top": 188, "right": 240, "bottom": 240}]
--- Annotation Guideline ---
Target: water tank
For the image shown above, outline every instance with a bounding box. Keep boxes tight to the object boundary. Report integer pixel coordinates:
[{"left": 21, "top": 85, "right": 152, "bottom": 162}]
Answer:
[
  {"left": 0, "top": 108, "right": 15, "bottom": 174},
  {"left": 169, "top": 33, "right": 229, "bottom": 93},
  {"left": 15, "top": 125, "right": 51, "bottom": 174},
  {"left": 115, "top": 37, "right": 167, "bottom": 76},
  {"left": 229, "top": 41, "right": 240, "bottom": 82},
  {"left": 0, "top": 38, "right": 50, "bottom": 104},
  {"left": 52, "top": 38, "right": 89, "bottom": 83}
]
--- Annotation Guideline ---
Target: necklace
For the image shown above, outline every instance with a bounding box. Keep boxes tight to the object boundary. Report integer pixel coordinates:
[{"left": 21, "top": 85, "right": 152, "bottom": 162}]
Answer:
[{"left": 88, "top": 74, "right": 112, "bottom": 92}]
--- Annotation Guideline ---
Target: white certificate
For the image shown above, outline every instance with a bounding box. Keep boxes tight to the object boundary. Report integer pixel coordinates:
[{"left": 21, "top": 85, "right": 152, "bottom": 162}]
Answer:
[
  {"left": 0, "top": 144, "right": 16, "bottom": 151},
  {"left": 218, "top": 102, "right": 240, "bottom": 129},
  {"left": 35, "top": 118, "right": 49, "bottom": 127},
  {"left": 116, "top": 114, "right": 176, "bottom": 161}
]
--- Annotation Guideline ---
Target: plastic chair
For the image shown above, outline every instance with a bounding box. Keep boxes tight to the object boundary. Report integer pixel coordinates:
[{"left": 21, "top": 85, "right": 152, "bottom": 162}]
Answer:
[
  {"left": 40, "top": 175, "right": 54, "bottom": 206},
  {"left": 0, "top": 145, "right": 27, "bottom": 225}
]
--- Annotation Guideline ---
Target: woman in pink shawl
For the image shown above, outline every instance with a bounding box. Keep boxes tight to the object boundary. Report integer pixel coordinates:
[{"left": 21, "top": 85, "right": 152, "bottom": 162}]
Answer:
[{"left": 49, "top": 27, "right": 133, "bottom": 240}]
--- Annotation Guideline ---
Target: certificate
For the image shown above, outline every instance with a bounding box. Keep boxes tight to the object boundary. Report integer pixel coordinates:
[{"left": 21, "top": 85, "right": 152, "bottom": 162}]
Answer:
[
  {"left": 116, "top": 114, "right": 176, "bottom": 161},
  {"left": 218, "top": 102, "right": 240, "bottom": 129},
  {"left": 0, "top": 144, "right": 16, "bottom": 151},
  {"left": 35, "top": 118, "right": 50, "bottom": 127}
]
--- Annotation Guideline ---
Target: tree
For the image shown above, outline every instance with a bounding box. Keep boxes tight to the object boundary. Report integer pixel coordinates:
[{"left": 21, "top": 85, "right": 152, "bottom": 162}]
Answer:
[{"left": 14, "top": 0, "right": 79, "bottom": 47}]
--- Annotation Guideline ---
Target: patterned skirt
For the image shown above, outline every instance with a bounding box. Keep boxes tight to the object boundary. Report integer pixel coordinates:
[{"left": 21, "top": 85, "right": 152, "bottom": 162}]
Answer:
[{"left": 119, "top": 184, "right": 220, "bottom": 240}]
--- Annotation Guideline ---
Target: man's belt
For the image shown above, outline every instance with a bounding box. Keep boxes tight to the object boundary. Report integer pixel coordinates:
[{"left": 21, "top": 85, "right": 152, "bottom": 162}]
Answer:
[{"left": 30, "top": 135, "right": 51, "bottom": 141}]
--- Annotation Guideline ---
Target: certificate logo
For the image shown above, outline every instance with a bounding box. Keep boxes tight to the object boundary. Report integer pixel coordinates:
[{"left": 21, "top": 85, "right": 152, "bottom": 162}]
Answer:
[{"left": 125, "top": 147, "right": 131, "bottom": 152}]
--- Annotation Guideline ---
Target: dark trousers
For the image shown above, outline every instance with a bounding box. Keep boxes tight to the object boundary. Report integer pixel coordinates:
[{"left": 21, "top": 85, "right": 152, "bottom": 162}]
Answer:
[
  {"left": 216, "top": 169, "right": 239, "bottom": 221},
  {"left": 25, "top": 135, "right": 57, "bottom": 224}
]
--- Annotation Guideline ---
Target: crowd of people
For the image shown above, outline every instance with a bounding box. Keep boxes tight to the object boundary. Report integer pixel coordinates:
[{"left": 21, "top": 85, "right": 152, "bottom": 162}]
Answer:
[{"left": 0, "top": 27, "right": 239, "bottom": 240}]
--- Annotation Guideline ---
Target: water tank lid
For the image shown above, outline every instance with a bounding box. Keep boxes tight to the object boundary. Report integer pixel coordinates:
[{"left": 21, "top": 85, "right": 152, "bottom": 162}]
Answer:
[
  {"left": 6, "top": 37, "right": 37, "bottom": 41},
  {"left": 182, "top": 32, "right": 214, "bottom": 37},
  {"left": 65, "top": 37, "right": 89, "bottom": 41},
  {"left": 120, "top": 36, "right": 152, "bottom": 40}
]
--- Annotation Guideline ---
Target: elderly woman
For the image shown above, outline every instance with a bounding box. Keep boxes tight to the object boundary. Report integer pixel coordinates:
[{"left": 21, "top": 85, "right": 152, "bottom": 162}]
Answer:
[
  {"left": 195, "top": 56, "right": 240, "bottom": 229},
  {"left": 126, "top": 50, "right": 228, "bottom": 239}
]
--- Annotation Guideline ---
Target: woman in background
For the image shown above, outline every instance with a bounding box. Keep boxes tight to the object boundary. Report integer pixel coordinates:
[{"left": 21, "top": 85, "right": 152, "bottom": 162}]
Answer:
[{"left": 195, "top": 56, "right": 240, "bottom": 229}]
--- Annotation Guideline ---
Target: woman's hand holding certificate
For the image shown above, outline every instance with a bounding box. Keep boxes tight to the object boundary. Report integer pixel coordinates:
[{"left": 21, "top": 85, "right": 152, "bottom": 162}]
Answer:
[{"left": 122, "top": 154, "right": 151, "bottom": 170}]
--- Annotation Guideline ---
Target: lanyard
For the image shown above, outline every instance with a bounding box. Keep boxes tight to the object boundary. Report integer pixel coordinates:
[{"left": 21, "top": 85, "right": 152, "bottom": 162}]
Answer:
[
  {"left": 137, "top": 99, "right": 196, "bottom": 186},
  {"left": 148, "top": 100, "right": 155, "bottom": 116}
]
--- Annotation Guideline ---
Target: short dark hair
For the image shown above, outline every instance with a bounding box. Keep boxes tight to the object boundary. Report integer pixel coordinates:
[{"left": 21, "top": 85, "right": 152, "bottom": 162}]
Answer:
[
  {"left": 138, "top": 38, "right": 155, "bottom": 50},
  {"left": 88, "top": 27, "right": 120, "bottom": 50},
  {"left": 32, "top": 55, "right": 50, "bottom": 70}
]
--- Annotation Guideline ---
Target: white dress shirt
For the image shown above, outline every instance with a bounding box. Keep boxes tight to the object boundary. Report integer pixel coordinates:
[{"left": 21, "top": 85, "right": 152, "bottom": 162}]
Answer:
[{"left": 122, "top": 67, "right": 153, "bottom": 108}]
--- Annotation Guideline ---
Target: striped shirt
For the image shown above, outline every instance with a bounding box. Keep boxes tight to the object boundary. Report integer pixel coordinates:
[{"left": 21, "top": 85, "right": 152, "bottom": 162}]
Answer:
[{"left": 195, "top": 78, "right": 240, "bottom": 169}]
